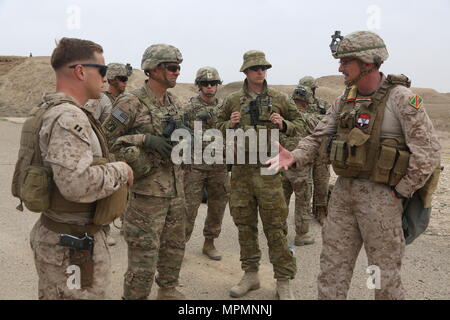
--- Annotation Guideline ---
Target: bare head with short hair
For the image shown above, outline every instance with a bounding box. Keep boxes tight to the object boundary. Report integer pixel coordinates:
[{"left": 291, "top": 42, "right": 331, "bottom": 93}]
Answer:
[{"left": 51, "top": 37, "right": 103, "bottom": 70}]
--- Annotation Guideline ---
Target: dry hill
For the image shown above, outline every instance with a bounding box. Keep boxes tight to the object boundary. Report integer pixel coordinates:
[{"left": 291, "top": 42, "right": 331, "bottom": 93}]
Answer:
[{"left": 0, "top": 56, "right": 449, "bottom": 130}]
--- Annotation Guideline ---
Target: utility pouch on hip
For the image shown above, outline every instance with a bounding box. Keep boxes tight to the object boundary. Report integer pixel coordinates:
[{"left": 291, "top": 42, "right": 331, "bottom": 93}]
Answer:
[
  {"left": 389, "top": 150, "right": 410, "bottom": 186},
  {"left": 69, "top": 249, "right": 94, "bottom": 288},
  {"left": 94, "top": 185, "right": 129, "bottom": 226},
  {"left": 373, "top": 145, "right": 397, "bottom": 184},
  {"left": 346, "top": 128, "right": 370, "bottom": 167},
  {"left": 20, "top": 165, "right": 52, "bottom": 213}
]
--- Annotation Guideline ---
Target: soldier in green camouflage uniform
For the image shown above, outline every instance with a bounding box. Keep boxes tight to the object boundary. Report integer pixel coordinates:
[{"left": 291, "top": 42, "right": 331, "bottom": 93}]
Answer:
[
  {"left": 217, "top": 50, "right": 305, "bottom": 300},
  {"left": 282, "top": 85, "right": 320, "bottom": 246},
  {"left": 297, "top": 76, "right": 332, "bottom": 225},
  {"left": 102, "top": 44, "right": 186, "bottom": 300},
  {"left": 183, "top": 67, "right": 230, "bottom": 261}
]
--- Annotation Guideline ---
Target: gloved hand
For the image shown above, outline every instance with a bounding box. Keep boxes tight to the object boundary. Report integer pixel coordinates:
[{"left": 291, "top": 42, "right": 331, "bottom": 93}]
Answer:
[
  {"left": 197, "top": 111, "right": 213, "bottom": 121},
  {"left": 143, "top": 134, "right": 173, "bottom": 159}
]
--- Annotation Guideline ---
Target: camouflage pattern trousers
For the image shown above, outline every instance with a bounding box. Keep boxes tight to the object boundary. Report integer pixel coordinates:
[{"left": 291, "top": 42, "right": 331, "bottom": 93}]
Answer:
[
  {"left": 122, "top": 193, "right": 186, "bottom": 300},
  {"left": 282, "top": 164, "right": 313, "bottom": 236},
  {"left": 312, "top": 160, "right": 330, "bottom": 212},
  {"left": 318, "top": 177, "right": 405, "bottom": 300},
  {"left": 184, "top": 167, "right": 230, "bottom": 241},
  {"left": 30, "top": 218, "right": 111, "bottom": 300},
  {"left": 230, "top": 166, "right": 296, "bottom": 280}
]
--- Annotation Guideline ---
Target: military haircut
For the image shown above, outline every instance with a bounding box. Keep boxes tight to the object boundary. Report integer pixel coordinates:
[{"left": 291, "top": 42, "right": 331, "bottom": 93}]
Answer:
[{"left": 51, "top": 37, "right": 103, "bottom": 70}]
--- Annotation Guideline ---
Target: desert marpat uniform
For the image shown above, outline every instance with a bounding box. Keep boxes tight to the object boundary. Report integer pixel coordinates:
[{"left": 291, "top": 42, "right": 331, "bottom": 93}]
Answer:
[
  {"left": 292, "top": 73, "right": 441, "bottom": 299},
  {"left": 29, "top": 92, "right": 129, "bottom": 299},
  {"left": 280, "top": 112, "right": 319, "bottom": 241},
  {"left": 183, "top": 95, "right": 230, "bottom": 241},
  {"left": 217, "top": 78, "right": 304, "bottom": 281},
  {"left": 102, "top": 83, "right": 186, "bottom": 300}
]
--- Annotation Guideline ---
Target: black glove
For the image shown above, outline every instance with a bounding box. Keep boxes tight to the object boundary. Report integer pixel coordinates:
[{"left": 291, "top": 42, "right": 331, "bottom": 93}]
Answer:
[
  {"left": 197, "top": 111, "right": 213, "bottom": 121},
  {"left": 144, "top": 134, "right": 173, "bottom": 159}
]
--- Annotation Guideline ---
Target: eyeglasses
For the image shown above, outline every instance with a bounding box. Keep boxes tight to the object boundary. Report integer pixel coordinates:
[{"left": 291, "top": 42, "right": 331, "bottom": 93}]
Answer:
[
  {"left": 163, "top": 63, "right": 181, "bottom": 73},
  {"left": 248, "top": 65, "right": 269, "bottom": 72},
  {"left": 68, "top": 64, "right": 108, "bottom": 77},
  {"left": 116, "top": 76, "right": 128, "bottom": 82},
  {"left": 339, "top": 59, "right": 356, "bottom": 67},
  {"left": 199, "top": 81, "right": 221, "bottom": 87}
]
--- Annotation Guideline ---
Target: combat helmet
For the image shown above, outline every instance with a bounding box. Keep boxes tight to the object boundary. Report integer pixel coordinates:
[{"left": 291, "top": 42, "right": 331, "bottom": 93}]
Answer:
[
  {"left": 141, "top": 44, "right": 183, "bottom": 71},
  {"left": 240, "top": 50, "right": 272, "bottom": 72},
  {"left": 106, "top": 63, "right": 133, "bottom": 79},
  {"left": 195, "top": 67, "right": 222, "bottom": 85},
  {"left": 298, "top": 76, "right": 318, "bottom": 89},
  {"left": 291, "top": 85, "right": 314, "bottom": 104},
  {"left": 330, "top": 30, "right": 389, "bottom": 66}
]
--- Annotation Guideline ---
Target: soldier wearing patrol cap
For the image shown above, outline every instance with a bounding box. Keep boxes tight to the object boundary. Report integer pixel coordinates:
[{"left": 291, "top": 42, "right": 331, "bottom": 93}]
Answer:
[
  {"left": 294, "top": 77, "right": 332, "bottom": 226},
  {"left": 267, "top": 30, "right": 441, "bottom": 299},
  {"left": 102, "top": 44, "right": 187, "bottom": 300},
  {"left": 217, "top": 50, "right": 306, "bottom": 300},
  {"left": 183, "top": 67, "right": 230, "bottom": 261}
]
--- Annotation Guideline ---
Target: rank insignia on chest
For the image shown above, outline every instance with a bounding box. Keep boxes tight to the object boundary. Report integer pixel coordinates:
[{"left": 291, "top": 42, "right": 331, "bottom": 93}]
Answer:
[
  {"left": 409, "top": 95, "right": 423, "bottom": 110},
  {"left": 356, "top": 113, "right": 371, "bottom": 129}
]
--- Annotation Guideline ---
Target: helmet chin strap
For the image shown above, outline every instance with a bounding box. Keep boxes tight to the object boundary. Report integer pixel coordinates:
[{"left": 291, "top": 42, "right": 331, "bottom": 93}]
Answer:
[
  {"left": 149, "top": 74, "right": 176, "bottom": 88},
  {"left": 345, "top": 65, "right": 377, "bottom": 87}
]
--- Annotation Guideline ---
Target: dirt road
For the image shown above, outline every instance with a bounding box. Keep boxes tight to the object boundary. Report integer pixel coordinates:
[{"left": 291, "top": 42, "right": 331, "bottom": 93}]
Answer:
[{"left": 0, "top": 119, "right": 448, "bottom": 300}]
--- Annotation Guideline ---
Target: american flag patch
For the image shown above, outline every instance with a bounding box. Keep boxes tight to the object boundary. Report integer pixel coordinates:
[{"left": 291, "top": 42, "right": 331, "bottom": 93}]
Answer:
[{"left": 112, "top": 108, "right": 129, "bottom": 124}]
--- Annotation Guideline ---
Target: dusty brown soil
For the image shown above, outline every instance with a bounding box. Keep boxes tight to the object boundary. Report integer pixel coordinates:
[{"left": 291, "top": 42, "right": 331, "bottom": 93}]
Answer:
[{"left": 1, "top": 56, "right": 449, "bottom": 131}]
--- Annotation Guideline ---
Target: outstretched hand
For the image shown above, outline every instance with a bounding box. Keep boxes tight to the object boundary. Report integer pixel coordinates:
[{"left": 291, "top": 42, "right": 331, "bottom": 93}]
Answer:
[{"left": 265, "top": 141, "right": 296, "bottom": 172}]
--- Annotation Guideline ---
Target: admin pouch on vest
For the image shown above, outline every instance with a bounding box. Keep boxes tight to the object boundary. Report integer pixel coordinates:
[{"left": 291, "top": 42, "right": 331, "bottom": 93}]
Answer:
[
  {"left": 11, "top": 99, "right": 128, "bottom": 226},
  {"left": 324, "top": 74, "right": 413, "bottom": 185},
  {"left": 402, "top": 166, "right": 442, "bottom": 245}
]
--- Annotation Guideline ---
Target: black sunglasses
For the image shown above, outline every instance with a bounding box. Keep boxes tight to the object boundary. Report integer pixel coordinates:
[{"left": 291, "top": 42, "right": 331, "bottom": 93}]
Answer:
[
  {"left": 163, "top": 63, "right": 181, "bottom": 73},
  {"left": 248, "top": 65, "right": 269, "bottom": 72},
  {"left": 68, "top": 64, "right": 108, "bottom": 77},
  {"left": 116, "top": 76, "right": 128, "bottom": 82},
  {"left": 199, "top": 81, "right": 221, "bottom": 87}
]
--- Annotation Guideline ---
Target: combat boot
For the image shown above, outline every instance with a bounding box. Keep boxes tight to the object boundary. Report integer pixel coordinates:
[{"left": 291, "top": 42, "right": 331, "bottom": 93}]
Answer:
[
  {"left": 316, "top": 206, "right": 327, "bottom": 226},
  {"left": 294, "top": 233, "right": 315, "bottom": 246},
  {"left": 276, "top": 280, "right": 295, "bottom": 300},
  {"left": 156, "top": 287, "right": 186, "bottom": 300},
  {"left": 229, "top": 272, "right": 260, "bottom": 298},
  {"left": 202, "top": 238, "right": 222, "bottom": 261}
]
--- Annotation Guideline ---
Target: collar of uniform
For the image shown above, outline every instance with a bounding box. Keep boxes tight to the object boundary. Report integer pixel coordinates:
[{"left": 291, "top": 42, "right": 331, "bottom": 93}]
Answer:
[
  {"left": 42, "top": 92, "right": 81, "bottom": 108},
  {"left": 242, "top": 79, "right": 270, "bottom": 98},
  {"left": 143, "top": 80, "right": 172, "bottom": 107},
  {"left": 195, "top": 95, "right": 218, "bottom": 106}
]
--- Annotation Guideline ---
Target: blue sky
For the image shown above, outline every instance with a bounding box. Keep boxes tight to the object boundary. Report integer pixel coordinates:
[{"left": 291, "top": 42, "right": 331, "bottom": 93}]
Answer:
[{"left": 1, "top": 0, "right": 449, "bottom": 92}]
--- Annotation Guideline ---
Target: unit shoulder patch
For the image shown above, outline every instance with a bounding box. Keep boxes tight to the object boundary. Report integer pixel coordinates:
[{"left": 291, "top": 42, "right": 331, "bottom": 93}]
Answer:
[{"left": 409, "top": 95, "right": 423, "bottom": 110}]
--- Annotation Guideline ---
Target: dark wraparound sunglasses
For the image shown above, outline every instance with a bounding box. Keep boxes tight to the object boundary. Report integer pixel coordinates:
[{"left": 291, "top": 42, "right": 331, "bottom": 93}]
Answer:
[
  {"left": 116, "top": 76, "right": 128, "bottom": 82},
  {"left": 68, "top": 64, "right": 108, "bottom": 77},
  {"left": 199, "top": 81, "right": 221, "bottom": 87},
  {"left": 248, "top": 65, "right": 269, "bottom": 72},
  {"left": 162, "top": 63, "right": 181, "bottom": 72}
]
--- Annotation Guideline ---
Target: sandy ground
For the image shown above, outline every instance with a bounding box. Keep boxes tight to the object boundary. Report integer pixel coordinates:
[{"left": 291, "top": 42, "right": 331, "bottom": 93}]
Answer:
[{"left": 0, "top": 119, "right": 448, "bottom": 300}]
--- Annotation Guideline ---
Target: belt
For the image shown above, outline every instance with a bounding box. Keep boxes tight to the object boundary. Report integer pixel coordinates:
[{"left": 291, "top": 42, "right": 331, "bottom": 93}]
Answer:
[{"left": 40, "top": 214, "right": 101, "bottom": 237}]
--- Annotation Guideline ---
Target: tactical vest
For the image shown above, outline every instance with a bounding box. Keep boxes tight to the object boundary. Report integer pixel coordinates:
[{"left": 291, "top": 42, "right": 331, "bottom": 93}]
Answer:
[
  {"left": 185, "top": 96, "right": 226, "bottom": 171},
  {"left": 12, "top": 97, "right": 127, "bottom": 225},
  {"left": 126, "top": 87, "right": 184, "bottom": 197},
  {"left": 327, "top": 74, "right": 412, "bottom": 186}
]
